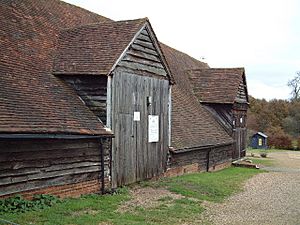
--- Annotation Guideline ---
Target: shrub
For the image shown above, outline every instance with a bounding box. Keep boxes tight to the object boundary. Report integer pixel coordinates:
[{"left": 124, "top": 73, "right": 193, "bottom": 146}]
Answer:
[
  {"left": 268, "top": 133, "right": 293, "bottom": 150},
  {"left": 0, "top": 194, "right": 61, "bottom": 213}
]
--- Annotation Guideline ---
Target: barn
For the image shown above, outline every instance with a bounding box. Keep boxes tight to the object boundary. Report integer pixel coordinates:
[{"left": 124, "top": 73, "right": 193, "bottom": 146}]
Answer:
[
  {"left": 53, "top": 18, "right": 173, "bottom": 187},
  {"left": 0, "top": 0, "right": 242, "bottom": 198},
  {"left": 160, "top": 44, "right": 235, "bottom": 175},
  {"left": 0, "top": 0, "right": 172, "bottom": 197},
  {"left": 188, "top": 68, "right": 249, "bottom": 159}
]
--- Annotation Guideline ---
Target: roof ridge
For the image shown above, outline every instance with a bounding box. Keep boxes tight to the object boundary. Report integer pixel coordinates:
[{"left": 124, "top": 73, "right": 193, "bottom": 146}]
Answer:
[
  {"left": 60, "top": 17, "right": 148, "bottom": 32},
  {"left": 160, "top": 42, "right": 209, "bottom": 68}
]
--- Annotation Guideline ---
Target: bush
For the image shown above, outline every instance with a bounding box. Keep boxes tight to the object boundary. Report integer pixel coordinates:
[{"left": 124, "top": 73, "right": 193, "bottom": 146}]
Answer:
[
  {"left": 0, "top": 194, "right": 61, "bottom": 213},
  {"left": 268, "top": 133, "right": 293, "bottom": 150}
]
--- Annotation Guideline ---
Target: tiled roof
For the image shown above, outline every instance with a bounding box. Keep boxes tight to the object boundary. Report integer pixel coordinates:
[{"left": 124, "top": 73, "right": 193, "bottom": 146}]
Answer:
[
  {"left": 188, "top": 68, "right": 247, "bottom": 104},
  {"left": 160, "top": 44, "right": 234, "bottom": 150},
  {"left": 0, "top": 0, "right": 112, "bottom": 135},
  {"left": 54, "top": 18, "right": 147, "bottom": 75}
]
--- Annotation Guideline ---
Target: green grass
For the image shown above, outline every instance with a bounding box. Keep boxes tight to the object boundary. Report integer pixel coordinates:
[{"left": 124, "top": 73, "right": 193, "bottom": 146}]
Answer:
[
  {"left": 247, "top": 148, "right": 289, "bottom": 154},
  {"left": 250, "top": 158, "right": 275, "bottom": 167},
  {"left": 154, "top": 167, "right": 262, "bottom": 202},
  {"left": 0, "top": 167, "right": 262, "bottom": 225}
]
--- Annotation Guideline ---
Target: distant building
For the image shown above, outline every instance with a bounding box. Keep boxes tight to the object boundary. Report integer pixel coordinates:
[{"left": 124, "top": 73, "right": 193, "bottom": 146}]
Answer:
[
  {"left": 251, "top": 132, "right": 268, "bottom": 149},
  {"left": 188, "top": 68, "right": 249, "bottom": 159}
]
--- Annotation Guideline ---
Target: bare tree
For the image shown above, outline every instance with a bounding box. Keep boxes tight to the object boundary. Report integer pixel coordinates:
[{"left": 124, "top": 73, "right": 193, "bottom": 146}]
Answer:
[{"left": 288, "top": 71, "right": 300, "bottom": 101}]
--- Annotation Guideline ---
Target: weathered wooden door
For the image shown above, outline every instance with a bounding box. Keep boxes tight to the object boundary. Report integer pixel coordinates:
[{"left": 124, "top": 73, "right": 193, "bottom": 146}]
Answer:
[
  {"left": 233, "top": 128, "right": 247, "bottom": 159},
  {"left": 111, "top": 71, "right": 169, "bottom": 187}
]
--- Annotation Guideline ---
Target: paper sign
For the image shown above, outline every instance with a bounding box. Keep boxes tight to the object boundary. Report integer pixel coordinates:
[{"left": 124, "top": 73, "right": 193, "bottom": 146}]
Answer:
[
  {"left": 134, "top": 112, "right": 140, "bottom": 121},
  {"left": 148, "top": 115, "right": 159, "bottom": 142}
]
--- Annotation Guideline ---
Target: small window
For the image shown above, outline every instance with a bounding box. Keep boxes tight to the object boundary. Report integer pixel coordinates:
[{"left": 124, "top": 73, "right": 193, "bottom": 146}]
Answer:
[
  {"left": 258, "top": 138, "right": 263, "bottom": 146},
  {"left": 240, "top": 117, "right": 243, "bottom": 124}
]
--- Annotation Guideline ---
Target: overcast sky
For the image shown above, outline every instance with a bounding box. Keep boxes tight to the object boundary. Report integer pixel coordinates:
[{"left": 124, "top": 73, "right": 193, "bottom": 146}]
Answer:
[{"left": 65, "top": 0, "right": 300, "bottom": 100}]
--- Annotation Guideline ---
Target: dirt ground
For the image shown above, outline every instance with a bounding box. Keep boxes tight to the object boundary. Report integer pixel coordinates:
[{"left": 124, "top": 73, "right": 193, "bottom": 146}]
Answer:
[
  {"left": 118, "top": 187, "right": 183, "bottom": 212},
  {"left": 202, "top": 151, "right": 300, "bottom": 225}
]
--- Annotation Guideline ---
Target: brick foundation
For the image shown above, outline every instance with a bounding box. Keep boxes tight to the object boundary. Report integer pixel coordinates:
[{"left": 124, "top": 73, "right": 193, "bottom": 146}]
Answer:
[
  {"left": 208, "top": 161, "right": 232, "bottom": 171},
  {"left": 163, "top": 161, "right": 232, "bottom": 178},
  {"left": 163, "top": 163, "right": 199, "bottom": 178},
  {"left": 0, "top": 179, "right": 110, "bottom": 199}
]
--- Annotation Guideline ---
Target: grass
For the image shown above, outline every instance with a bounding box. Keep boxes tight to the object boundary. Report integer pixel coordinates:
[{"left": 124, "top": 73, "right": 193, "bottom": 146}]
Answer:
[
  {"left": 247, "top": 148, "right": 288, "bottom": 154},
  {"left": 0, "top": 167, "right": 262, "bottom": 225},
  {"left": 250, "top": 158, "right": 275, "bottom": 167},
  {"left": 151, "top": 167, "right": 262, "bottom": 203}
]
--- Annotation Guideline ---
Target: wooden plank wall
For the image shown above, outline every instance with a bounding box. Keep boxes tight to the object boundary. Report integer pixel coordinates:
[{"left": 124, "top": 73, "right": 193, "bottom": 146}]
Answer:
[
  {"left": 111, "top": 71, "right": 169, "bottom": 186},
  {"left": 0, "top": 138, "right": 110, "bottom": 196},
  {"left": 204, "top": 104, "right": 233, "bottom": 135},
  {"left": 170, "top": 144, "right": 233, "bottom": 171},
  {"left": 61, "top": 75, "right": 108, "bottom": 124},
  {"left": 235, "top": 80, "right": 248, "bottom": 103},
  {"left": 111, "top": 27, "right": 170, "bottom": 187}
]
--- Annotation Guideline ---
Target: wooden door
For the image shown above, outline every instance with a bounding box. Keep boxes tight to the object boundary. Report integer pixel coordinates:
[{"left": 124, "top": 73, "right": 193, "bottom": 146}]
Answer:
[
  {"left": 233, "top": 128, "right": 247, "bottom": 159},
  {"left": 111, "top": 71, "right": 169, "bottom": 187}
]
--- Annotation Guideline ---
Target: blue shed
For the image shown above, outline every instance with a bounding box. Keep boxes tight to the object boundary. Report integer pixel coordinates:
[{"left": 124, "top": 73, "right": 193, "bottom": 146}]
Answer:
[{"left": 251, "top": 132, "right": 268, "bottom": 149}]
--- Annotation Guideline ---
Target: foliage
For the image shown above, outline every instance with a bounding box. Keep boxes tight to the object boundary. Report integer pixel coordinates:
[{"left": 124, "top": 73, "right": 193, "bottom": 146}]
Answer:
[
  {"left": 248, "top": 96, "right": 300, "bottom": 149},
  {"left": 268, "top": 133, "right": 293, "bottom": 150},
  {"left": 0, "top": 168, "right": 262, "bottom": 225},
  {"left": 0, "top": 194, "right": 61, "bottom": 213}
]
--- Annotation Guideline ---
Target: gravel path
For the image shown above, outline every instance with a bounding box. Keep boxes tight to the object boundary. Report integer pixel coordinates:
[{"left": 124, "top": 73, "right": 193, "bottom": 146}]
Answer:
[{"left": 203, "top": 151, "right": 300, "bottom": 225}]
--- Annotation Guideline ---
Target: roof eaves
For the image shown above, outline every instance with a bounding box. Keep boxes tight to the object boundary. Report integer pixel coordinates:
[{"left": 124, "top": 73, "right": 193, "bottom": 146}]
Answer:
[
  {"left": 107, "top": 18, "right": 148, "bottom": 76},
  {"left": 170, "top": 141, "right": 235, "bottom": 154},
  {"left": 144, "top": 21, "right": 175, "bottom": 85}
]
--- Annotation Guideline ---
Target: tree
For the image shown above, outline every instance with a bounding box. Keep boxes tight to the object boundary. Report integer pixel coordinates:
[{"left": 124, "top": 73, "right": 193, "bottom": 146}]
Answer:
[{"left": 287, "top": 71, "right": 300, "bottom": 101}]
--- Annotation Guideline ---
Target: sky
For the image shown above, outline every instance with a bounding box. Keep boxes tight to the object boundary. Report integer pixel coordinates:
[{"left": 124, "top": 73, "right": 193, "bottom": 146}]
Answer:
[{"left": 65, "top": 0, "right": 300, "bottom": 100}]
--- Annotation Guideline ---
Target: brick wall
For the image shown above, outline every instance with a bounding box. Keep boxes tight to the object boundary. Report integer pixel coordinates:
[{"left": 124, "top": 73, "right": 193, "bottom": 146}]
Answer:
[{"left": 0, "top": 179, "right": 111, "bottom": 200}]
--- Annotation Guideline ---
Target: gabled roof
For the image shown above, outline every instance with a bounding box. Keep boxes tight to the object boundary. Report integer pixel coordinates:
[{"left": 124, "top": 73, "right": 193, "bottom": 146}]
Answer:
[
  {"left": 53, "top": 18, "right": 174, "bottom": 82},
  {"left": 0, "top": 0, "right": 112, "bottom": 135},
  {"left": 255, "top": 132, "right": 268, "bottom": 138},
  {"left": 54, "top": 18, "right": 147, "bottom": 75},
  {"left": 160, "top": 44, "right": 234, "bottom": 150},
  {"left": 188, "top": 68, "right": 248, "bottom": 104}
]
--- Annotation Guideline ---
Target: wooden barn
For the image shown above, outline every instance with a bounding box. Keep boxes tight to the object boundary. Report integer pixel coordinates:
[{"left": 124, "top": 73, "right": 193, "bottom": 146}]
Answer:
[
  {"left": 53, "top": 19, "right": 173, "bottom": 187},
  {"left": 0, "top": 0, "right": 172, "bottom": 197},
  {"left": 0, "top": 0, "right": 243, "bottom": 199},
  {"left": 188, "top": 68, "right": 249, "bottom": 159},
  {"left": 160, "top": 44, "right": 235, "bottom": 175},
  {"left": 0, "top": 0, "right": 115, "bottom": 198},
  {"left": 251, "top": 132, "right": 268, "bottom": 149}
]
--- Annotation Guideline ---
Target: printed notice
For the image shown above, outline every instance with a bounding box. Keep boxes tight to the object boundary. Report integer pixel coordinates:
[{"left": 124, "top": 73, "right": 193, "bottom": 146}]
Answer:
[
  {"left": 134, "top": 111, "right": 140, "bottom": 121},
  {"left": 148, "top": 115, "right": 159, "bottom": 142}
]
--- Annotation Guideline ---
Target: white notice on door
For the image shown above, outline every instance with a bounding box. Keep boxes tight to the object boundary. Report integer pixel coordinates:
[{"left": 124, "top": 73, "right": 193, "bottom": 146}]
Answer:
[
  {"left": 148, "top": 115, "right": 159, "bottom": 142},
  {"left": 134, "top": 111, "right": 140, "bottom": 121}
]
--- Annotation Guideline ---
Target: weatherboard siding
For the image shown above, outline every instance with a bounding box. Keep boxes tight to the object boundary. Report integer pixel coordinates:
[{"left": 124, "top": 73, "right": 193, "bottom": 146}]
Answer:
[
  {"left": 235, "top": 80, "right": 248, "bottom": 103},
  {"left": 61, "top": 75, "right": 108, "bottom": 124},
  {"left": 169, "top": 144, "right": 233, "bottom": 172},
  {"left": 119, "top": 28, "right": 168, "bottom": 78},
  {"left": 0, "top": 139, "right": 110, "bottom": 197},
  {"left": 110, "top": 27, "right": 170, "bottom": 187}
]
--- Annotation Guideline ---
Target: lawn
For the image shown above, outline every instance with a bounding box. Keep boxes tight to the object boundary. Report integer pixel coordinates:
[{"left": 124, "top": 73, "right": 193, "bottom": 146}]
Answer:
[
  {"left": 250, "top": 158, "right": 275, "bottom": 167},
  {"left": 247, "top": 148, "right": 290, "bottom": 154},
  {"left": 0, "top": 167, "right": 262, "bottom": 225}
]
